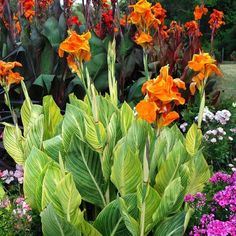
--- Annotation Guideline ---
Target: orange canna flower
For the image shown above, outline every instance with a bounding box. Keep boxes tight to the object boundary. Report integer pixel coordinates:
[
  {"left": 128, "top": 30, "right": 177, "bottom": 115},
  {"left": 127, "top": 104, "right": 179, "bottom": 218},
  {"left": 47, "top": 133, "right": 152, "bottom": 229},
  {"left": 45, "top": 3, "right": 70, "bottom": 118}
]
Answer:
[
  {"left": 188, "top": 52, "right": 223, "bottom": 95},
  {"left": 134, "top": 32, "right": 153, "bottom": 47},
  {"left": 128, "top": 0, "right": 160, "bottom": 31},
  {"left": 185, "top": 20, "right": 202, "bottom": 37},
  {"left": 136, "top": 65, "right": 185, "bottom": 127},
  {"left": 20, "top": 0, "right": 35, "bottom": 21},
  {"left": 209, "top": 9, "right": 225, "bottom": 30},
  {"left": 136, "top": 100, "right": 159, "bottom": 123},
  {"left": 194, "top": 5, "right": 208, "bottom": 21},
  {"left": 151, "top": 3, "right": 166, "bottom": 25},
  {"left": 59, "top": 31, "right": 91, "bottom": 61},
  {"left": 0, "top": 60, "right": 24, "bottom": 86},
  {"left": 129, "top": 0, "right": 151, "bottom": 14}
]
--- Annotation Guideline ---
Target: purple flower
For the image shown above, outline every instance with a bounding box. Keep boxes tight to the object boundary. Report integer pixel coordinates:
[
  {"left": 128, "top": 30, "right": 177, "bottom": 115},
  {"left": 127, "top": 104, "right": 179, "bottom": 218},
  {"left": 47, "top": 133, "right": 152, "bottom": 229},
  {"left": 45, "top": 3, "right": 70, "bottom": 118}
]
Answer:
[
  {"left": 14, "top": 165, "right": 24, "bottom": 184},
  {"left": 184, "top": 194, "right": 195, "bottom": 203},
  {"left": 0, "top": 198, "right": 11, "bottom": 208},
  {"left": 209, "top": 172, "right": 231, "bottom": 184}
]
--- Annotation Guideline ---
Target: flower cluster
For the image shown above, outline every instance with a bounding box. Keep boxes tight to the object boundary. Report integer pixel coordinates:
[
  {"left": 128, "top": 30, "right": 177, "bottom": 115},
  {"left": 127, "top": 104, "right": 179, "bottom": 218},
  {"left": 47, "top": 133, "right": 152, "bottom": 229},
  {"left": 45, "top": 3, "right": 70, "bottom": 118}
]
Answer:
[
  {"left": 67, "top": 16, "right": 81, "bottom": 28},
  {"left": 0, "top": 60, "right": 24, "bottom": 87},
  {"left": 58, "top": 31, "right": 91, "bottom": 76},
  {"left": 186, "top": 171, "right": 236, "bottom": 236},
  {"left": 0, "top": 165, "right": 24, "bottom": 184},
  {"left": 185, "top": 20, "right": 202, "bottom": 38},
  {"left": 180, "top": 122, "right": 188, "bottom": 132},
  {"left": 188, "top": 52, "right": 223, "bottom": 95},
  {"left": 194, "top": 5, "right": 208, "bottom": 21},
  {"left": 38, "top": 0, "right": 54, "bottom": 9},
  {"left": 95, "top": 9, "right": 114, "bottom": 39},
  {"left": 215, "top": 110, "right": 231, "bottom": 125},
  {"left": 13, "top": 197, "right": 32, "bottom": 222},
  {"left": 19, "top": 0, "right": 35, "bottom": 22},
  {"left": 128, "top": 0, "right": 166, "bottom": 47},
  {"left": 209, "top": 9, "right": 225, "bottom": 31},
  {"left": 136, "top": 65, "right": 185, "bottom": 127}
]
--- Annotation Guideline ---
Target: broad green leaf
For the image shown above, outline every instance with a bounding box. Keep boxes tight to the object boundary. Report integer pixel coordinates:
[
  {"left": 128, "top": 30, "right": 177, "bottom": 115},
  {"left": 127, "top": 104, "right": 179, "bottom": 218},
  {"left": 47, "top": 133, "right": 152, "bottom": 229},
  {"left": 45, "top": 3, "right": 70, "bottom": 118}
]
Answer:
[
  {"left": 119, "top": 198, "right": 139, "bottom": 236},
  {"left": 43, "top": 96, "right": 63, "bottom": 140},
  {"left": 137, "top": 184, "right": 161, "bottom": 234},
  {"left": 21, "top": 102, "right": 43, "bottom": 136},
  {"left": 43, "top": 135, "right": 64, "bottom": 161},
  {"left": 155, "top": 141, "right": 190, "bottom": 195},
  {"left": 111, "top": 145, "right": 142, "bottom": 196},
  {"left": 127, "top": 77, "right": 146, "bottom": 103},
  {"left": 84, "top": 114, "right": 107, "bottom": 153},
  {"left": 34, "top": 74, "right": 55, "bottom": 93},
  {"left": 53, "top": 173, "right": 82, "bottom": 225},
  {"left": 154, "top": 212, "right": 185, "bottom": 236},
  {"left": 153, "top": 178, "right": 184, "bottom": 224},
  {"left": 120, "top": 33, "right": 134, "bottom": 58},
  {"left": 41, "top": 204, "right": 81, "bottom": 236},
  {"left": 42, "top": 17, "right": 61, "bottom": 48},
  {"left": 62, "top": 104, "right": 86, "bottom": 152},
  {"left": 24, "top": 147, "right": 51, "bottom": 211},
  {"left": 120, "top": 102, "right": 134, "bottom": 135},
  {"left": 186, "top": 153, "right": 210, "bottom": 194},
  {"left": 23, "top": 114, "right": 44, "bottom": 158},
  {"left": 96, "top": 96, "right": 117, "bottom": 127},
  {"left": 94, "top": 194, "right": 137, "bottom": 236},
  {"left": 3, "top": 124, "right": 24, "bottom": 165},
  {"left": 41, "top": 163, "right": 64, "bottom": 210},
  {"left": 40, "top": 41, "right": 55, "bottom": 75},
  {"left": 69, "top": 94, "right": 91, "bottom": 115},
  {"left": 185, "top": 123, "right": 202, "bottom": 156},
  {"left": 65, "top": 135, "right": 106, "bottom": 208}
]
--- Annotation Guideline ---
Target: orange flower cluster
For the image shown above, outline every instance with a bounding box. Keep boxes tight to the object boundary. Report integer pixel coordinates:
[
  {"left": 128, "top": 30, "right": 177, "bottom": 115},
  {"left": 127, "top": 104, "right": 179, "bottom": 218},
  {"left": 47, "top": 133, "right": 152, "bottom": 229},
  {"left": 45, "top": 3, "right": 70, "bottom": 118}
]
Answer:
[
  {"left": 209, "top": 9, "right": 225, "bottom": 30},
  {"left": 128, "top": 0, "right": 166, "bottom": 46},
  {"left": 20, "top": 0, "right": 35, "bottom": 21},
  {"left": 194, "top": 5, "right": 208, "bottom": 21},
  {"left": 136, "top": 65, "right": 185, "bottom": 127},
  {"left": 0, "top": 61, "right": 24, "bottom": 86},
  {"left": 188, "top": 53, "right": 223, "bottom": 95},
  {"left": 58, "top": 31, "right": 91, "bottom": 75},
  {"left": 185, "top": 20, "right": 202, "bottom": 37}
]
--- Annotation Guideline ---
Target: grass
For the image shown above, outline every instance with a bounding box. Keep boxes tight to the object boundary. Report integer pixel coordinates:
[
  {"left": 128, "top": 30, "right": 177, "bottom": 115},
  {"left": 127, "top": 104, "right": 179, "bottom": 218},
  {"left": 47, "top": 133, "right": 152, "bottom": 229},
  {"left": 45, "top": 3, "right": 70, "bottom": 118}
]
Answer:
[{"left": 218, "top": 64, "right": 236, "bottom": 99}]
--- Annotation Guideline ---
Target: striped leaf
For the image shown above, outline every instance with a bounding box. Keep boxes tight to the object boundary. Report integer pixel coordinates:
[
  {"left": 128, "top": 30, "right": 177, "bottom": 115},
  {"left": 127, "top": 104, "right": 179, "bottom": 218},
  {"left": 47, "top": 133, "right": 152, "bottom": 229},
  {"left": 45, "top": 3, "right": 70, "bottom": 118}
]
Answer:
[
  {"left": 186, "top": 124, "right": 202, "bottom": 156},
  {"left": 65, "top": 135, "right": 106, "bottom": 208}
]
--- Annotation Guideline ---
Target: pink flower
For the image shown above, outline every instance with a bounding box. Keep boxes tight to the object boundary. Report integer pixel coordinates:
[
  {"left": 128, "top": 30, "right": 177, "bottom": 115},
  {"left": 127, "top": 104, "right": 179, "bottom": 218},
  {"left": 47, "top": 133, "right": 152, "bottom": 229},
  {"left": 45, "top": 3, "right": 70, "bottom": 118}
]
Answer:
[{"left": 1, "top": 170, "right": 14, "bottom": 184}]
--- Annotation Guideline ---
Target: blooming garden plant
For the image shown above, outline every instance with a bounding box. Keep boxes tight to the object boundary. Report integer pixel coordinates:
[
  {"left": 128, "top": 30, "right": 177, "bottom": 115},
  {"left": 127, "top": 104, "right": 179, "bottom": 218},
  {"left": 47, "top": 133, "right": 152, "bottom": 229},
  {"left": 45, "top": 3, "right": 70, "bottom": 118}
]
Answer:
[{"left": 0, "top": 0, "right": 235, "bottom": 235}]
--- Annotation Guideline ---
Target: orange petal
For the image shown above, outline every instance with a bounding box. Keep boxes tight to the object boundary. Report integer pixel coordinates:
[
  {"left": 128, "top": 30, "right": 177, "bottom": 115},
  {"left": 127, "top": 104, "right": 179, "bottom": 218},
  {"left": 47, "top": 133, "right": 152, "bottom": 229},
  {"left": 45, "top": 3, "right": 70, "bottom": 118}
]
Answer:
[
  {"left": 159, "top": 111, "right": 179, "bottom": 127},
  {"left": 190, "top": 82, "right": 197, "bottom": 95},
  {"left": 136, "top": 100, "right": 158, "bottom": 123},
  {"left": 173, "top": 78, "right": 186, "bottom": 90}
]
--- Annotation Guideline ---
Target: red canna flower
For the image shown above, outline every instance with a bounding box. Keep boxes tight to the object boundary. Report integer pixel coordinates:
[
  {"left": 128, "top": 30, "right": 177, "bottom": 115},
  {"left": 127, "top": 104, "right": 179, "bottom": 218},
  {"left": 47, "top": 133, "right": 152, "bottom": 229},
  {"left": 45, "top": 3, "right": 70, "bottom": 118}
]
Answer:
[
  {"left": 194, "top": 5, "right": 208, "bottom": 21},
  {"left": 209, "top": 9, "right": 225, "bottom": 31}
]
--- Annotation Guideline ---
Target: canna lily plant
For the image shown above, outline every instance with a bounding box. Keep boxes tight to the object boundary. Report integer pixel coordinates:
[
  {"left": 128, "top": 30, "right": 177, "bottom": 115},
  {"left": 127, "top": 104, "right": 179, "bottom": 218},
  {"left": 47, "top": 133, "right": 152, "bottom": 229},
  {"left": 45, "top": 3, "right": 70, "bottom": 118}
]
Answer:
[{"left": 2, "top": 31, "right": 211, "bottom": 235}]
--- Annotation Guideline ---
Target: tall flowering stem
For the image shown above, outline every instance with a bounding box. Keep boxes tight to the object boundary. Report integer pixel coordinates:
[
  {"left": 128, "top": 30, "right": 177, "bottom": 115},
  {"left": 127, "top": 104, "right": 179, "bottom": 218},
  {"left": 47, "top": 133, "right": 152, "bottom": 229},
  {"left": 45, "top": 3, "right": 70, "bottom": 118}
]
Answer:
[
  {"left": 208, "top": 9, "right": 225, "bottom": 54},
  {"left": 188, "top": 52, "right": 223, "bottom": 128},
  {"left": 107, "top": 39, "right": 118, "bottom": 106}
]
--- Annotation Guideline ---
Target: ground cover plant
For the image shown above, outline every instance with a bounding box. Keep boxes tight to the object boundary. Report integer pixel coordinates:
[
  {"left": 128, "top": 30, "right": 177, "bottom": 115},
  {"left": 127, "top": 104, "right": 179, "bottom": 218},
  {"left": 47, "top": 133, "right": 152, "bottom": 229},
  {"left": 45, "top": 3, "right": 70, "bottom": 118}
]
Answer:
[{"left": 0, "top": 0, "right": 235, "bottom": 235}]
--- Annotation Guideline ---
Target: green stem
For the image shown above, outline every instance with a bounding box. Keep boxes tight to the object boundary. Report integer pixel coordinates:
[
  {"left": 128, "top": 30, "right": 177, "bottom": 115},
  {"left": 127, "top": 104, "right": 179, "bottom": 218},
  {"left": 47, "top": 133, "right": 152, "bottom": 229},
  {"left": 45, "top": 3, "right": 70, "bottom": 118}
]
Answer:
[
  {"left": 143, "top": 52, "right": 150, "bottom": 81},
  {"left": 197, "top": 79, "right": 207, "bottom": 129}
]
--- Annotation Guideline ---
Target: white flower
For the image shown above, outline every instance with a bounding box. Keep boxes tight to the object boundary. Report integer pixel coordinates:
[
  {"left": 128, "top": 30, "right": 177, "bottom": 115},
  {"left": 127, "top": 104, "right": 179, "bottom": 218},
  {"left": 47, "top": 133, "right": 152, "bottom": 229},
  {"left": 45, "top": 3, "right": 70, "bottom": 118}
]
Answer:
[
  {"left": 217, "top": 127, "right": 224, "bottom": 133},
  {"left": 180, "top": 122, "right": 188, "bottom": 132},
  {"left": 214, "top": 110, "right": 231, "bottom": 125},
  {"left": 230, "top": 128, "right": 236, "bottom": 133},
  {"left": 232, "top": 102, "right": 236, "bottom": 108},
  {"left": 228, "top": 164, "right": 234, "bottom": 168},
  {"left": 232, "top": 168, "right": 236, "bottom": 172},
  {"left": 210, "top": 138, "right": 217, "bottom": 143},
  {"left": 229, "top": 136, "right": 233, "bottom": 141},
  {"left": 211, "top": 129, "right": 217, "bottom": 135},
  {"left": 218, "top": 136, "right": 223, "bottom": 141}
]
